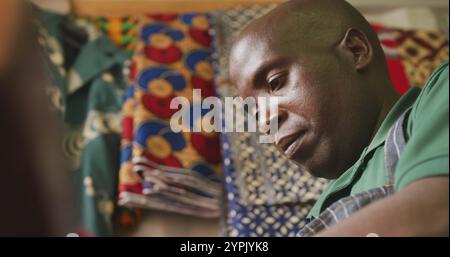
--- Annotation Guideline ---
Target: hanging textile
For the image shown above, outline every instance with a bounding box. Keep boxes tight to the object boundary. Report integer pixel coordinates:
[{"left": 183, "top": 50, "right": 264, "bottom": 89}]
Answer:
[
  {"left": 34, "top": 6, "right": 131, "bottom": 236},
  {"left": 374, "top": 24, "right": 449, "bottom": 95},
  {"left": 117, "top": 13, "right": 223, "bottom": 225},
  {"left": 93, "top": 16, "right": 139, "bottom": 54}
]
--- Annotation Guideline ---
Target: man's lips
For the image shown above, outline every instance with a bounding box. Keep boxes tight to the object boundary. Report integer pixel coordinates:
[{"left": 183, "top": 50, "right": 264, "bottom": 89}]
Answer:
[{"left": 276, "top": 131, "right": 306, "bottom": 158}]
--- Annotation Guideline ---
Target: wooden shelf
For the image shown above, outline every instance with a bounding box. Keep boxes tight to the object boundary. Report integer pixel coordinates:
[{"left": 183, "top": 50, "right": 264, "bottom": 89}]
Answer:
[
  {"left": 71, "top": 0, "right": 448, "bottom": 17},
  {"left": 72, "top": 0, "right": 285, "bottom": 16}
]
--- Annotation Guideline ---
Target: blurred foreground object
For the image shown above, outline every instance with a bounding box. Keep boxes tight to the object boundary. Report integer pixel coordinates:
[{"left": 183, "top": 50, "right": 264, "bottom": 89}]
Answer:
[{"left": 0, "top": 1, "right": 78, "bottom": 236}]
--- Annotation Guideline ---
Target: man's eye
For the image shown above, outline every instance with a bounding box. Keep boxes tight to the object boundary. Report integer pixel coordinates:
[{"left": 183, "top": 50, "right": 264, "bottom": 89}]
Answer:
[{"left": 268, "top": 74, "right": 286, "bottom": 92}]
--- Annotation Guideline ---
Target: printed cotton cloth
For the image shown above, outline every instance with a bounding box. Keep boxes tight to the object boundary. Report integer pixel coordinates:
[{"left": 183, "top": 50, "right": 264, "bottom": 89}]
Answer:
[
  {"left": 118, "top": 13, "right": 223, "bottom": 225},
  {"left": 93, "top": 16, "right": 139, "bottom": 53},
  {"left": 374, "top": 24, "right": 449, "bottom": 94}
]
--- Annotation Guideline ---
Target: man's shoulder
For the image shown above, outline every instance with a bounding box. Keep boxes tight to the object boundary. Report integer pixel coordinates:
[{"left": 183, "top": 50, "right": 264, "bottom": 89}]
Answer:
[
  {"left": 395, "top": 60, "right": 449, "bottom": 191},
  {"left": 410, "top": 60, "right": 448, "bottom": 125},
  {"left": 418, "top": 60, "right": 448, "bottom": 100}
]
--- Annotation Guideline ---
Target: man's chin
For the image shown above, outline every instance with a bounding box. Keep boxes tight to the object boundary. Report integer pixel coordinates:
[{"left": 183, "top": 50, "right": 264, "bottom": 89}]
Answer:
[
  {"left": 308, "top": 169, "right": 334, "bottom": 179},
  {"left": 287, "top": 158, "right": 320, "bottom": 178},
  {"left": 289, "top": 158, "right": 339, "bottom": 180}
]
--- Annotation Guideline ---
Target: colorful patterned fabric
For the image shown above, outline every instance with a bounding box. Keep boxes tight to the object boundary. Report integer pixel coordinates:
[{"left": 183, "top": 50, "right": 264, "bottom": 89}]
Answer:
[
  {"left": 34, "top": 7, "right": 130, "bottom": 236},
  {"left": 373, "top": 24, "right": 449, "bottom": 94},
  {"left": 90, "top": 16, "right": 143, "bottom": 234},
  {"left": 374, "top": 24, "right": 412, "bottom": 95},
  {"left": 209, "top": 6, "right": 328, "bottom": 237},
  {"left": 221, "top": 132, "right": 319, "bottom": 236},
  {"left": 118, "top": 13, "right": 223, "bottom": 225},
  {"left": 94, "top": 16, "right": 139, "bottom": 53},
  {"left": 394, "top": 28, "right": 449, "bottom": 88}
]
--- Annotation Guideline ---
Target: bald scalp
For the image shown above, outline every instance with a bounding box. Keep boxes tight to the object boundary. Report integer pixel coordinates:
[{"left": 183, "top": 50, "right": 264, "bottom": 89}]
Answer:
[
  {"left": 232, "top": 0, "right": 384, "bottom": 64},
  {"left": 228, "top": 0, "right": 400, "bottom": 179}
]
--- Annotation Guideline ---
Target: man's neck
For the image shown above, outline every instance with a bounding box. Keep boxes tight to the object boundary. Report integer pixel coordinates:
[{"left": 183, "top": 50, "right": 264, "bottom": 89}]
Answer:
[{"left": 370, "top": 87, "right": 400, "bottom": 142}]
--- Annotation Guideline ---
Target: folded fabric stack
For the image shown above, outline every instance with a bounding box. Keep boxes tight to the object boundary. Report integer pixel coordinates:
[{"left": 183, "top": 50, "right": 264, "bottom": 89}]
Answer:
[{"left": 118, "top": 13, "right": 223, "bottom": 220}]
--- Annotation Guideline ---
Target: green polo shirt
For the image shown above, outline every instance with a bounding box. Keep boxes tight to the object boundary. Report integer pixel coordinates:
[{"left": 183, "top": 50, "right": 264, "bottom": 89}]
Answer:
[{"left": 308, "top": 61, "right": 449, "bottom": 219}]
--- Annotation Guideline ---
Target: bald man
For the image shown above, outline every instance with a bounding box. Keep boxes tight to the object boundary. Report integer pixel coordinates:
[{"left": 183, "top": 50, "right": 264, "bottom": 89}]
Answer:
[{"left": 230, "top": 0, "right": 448, "bottom": 236}]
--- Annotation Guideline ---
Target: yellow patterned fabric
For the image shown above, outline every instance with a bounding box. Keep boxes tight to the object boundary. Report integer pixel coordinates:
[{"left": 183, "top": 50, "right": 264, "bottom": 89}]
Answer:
[{"left": 394, "top": 29, "right": 449, "bottom": 87}]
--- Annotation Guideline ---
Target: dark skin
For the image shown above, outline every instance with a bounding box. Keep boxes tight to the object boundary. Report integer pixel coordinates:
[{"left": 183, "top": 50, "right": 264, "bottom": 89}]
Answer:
[
  {"left": 230, "top": 0, "right": 448, "bottom": 236},
  {"left": 231, "top": 0, "right": 399, "bottom": 179}
]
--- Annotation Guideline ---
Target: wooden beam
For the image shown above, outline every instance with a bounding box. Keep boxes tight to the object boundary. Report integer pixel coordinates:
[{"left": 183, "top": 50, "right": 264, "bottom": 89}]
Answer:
[
  {"left": 72, "top": 0, "right": 449, "bottom": 17},
  {"left": 72, "top": 0, "right": 285, "bottom": 16}
]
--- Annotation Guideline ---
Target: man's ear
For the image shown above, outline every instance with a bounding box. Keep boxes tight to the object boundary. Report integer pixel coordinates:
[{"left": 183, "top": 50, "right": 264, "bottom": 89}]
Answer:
[{"left": 338, "top": 28, "right": 373, "bottom": 71}]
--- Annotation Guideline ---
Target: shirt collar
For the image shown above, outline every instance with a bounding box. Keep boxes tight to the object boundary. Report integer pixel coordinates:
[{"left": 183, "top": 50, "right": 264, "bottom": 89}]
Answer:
[{"left": 366, "top": 87, "right": 421, "bottom": 153}]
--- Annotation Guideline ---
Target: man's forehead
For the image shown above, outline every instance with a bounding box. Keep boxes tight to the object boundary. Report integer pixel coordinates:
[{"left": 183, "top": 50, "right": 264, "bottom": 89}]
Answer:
[{"left": 230, "top": 34, "right": 273, "bottom": 82}]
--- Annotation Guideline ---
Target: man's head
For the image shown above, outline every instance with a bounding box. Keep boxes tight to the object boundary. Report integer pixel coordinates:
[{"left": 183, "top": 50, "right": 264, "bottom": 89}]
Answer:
[{"left": 230, "top": 0, "right": 398, "bottom": 179}]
